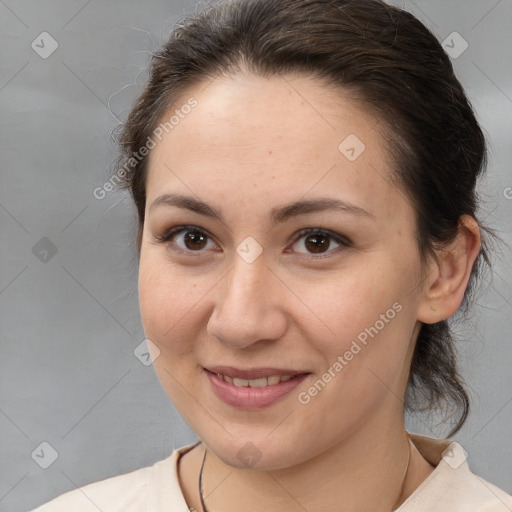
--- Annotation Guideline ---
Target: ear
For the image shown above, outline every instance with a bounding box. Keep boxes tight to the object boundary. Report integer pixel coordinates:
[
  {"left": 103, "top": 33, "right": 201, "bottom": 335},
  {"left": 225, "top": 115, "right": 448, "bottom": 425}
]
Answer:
[{"left": 417, "top": 215, "right": 481, "bottom": 324}]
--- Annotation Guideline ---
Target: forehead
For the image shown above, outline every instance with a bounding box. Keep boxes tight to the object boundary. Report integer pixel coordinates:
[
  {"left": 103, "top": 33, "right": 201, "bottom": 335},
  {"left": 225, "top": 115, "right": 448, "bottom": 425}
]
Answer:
[{"left": 145, "top": 72, "right": 410, "bottom": 223}]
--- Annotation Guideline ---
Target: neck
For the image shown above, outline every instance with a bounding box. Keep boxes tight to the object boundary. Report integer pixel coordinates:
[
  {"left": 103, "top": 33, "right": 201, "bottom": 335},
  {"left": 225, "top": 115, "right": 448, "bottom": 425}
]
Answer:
[{"left": 198, "top": 417, "right": 425, "bottom": 512}]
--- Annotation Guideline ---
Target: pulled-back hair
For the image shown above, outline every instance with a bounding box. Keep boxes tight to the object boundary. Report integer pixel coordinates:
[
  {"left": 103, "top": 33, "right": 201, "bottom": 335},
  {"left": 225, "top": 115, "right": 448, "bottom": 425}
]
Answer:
[{"left": 114, "top": 0, "right": 494, "bottom": 435}]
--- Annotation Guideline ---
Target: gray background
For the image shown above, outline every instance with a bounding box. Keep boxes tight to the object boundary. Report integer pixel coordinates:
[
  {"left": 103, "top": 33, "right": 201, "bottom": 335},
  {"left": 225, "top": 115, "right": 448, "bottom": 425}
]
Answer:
[{"left": 0, "top": 1, "right": 511, "bottom": 510}]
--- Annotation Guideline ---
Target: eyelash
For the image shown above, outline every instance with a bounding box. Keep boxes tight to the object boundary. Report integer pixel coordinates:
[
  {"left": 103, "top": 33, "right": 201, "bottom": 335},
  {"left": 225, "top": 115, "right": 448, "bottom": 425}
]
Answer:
[{"left": 153, "top": 225, "right": 352, "bottom": 258}]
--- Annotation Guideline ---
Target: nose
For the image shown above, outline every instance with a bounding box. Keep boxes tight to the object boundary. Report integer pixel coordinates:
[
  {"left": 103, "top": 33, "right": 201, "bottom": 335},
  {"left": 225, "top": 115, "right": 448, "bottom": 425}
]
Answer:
[{"left": 206, "top": 254, "right": 288, "bottom": 350}]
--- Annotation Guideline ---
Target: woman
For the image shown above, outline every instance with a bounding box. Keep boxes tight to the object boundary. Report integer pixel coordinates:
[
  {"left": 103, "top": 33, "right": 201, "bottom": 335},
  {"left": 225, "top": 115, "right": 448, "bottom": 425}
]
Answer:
[{"left": 32, "top": 0, "right": 512, "bottom": 510}]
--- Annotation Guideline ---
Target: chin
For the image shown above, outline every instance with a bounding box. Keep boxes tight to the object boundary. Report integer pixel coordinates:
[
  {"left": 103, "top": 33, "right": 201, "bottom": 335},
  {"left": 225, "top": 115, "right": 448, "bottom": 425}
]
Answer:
[{"left": 201, "top": 431, "right": 311, "bottom": 471}]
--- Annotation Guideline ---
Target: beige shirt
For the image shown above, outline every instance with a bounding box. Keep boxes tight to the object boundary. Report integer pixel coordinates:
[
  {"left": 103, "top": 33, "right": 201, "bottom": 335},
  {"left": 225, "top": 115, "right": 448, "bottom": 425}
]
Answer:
[{"left": 31, "top": 434, "right": 512, "bottom": 511}]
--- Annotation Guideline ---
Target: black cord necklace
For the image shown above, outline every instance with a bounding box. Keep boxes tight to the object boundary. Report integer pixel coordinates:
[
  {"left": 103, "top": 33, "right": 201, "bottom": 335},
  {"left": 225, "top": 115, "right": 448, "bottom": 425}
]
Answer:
[{"left": 199, "top": 445, "right": 209, "bottom": 512}]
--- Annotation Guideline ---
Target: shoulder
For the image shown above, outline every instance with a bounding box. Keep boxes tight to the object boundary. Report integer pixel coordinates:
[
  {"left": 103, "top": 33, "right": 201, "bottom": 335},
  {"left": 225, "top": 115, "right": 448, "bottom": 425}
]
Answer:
[
  {"left": 30, "top": 443, "right": 199, "bottom": 512},
  {"left": 400, "top": 434, "right": 512, "bottom": 512},
  {"left": 29, "top": 464, "right": 152, "bottom": 511}
]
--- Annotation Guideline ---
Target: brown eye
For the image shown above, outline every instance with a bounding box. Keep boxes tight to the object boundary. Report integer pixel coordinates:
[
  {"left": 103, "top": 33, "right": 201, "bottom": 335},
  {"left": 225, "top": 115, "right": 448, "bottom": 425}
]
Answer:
[
  {"left": 303, "top": 232, "right": 330, "bottom": 253},
  {"left": 154, "top": 225, "right": 218, "bottom": 253},
  {"left": 289, "top": 228, "right": 351, "bottom": 257},
  {"left": 183, "top": 230, "right": 208, "bottom": 250}
]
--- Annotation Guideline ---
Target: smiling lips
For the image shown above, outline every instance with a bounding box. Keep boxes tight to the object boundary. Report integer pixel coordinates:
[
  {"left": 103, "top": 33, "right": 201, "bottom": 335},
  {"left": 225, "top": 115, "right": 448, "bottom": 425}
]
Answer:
[
  {"left": 204, "top": 366, "right": 311, "bottom": 408},
  {"left": 206, "top": 365, "right": 309, "bottom": 386}
]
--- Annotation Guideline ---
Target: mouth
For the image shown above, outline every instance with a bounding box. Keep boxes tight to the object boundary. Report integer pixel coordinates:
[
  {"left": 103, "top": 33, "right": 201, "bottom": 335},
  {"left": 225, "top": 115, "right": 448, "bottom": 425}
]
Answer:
[
  {"left": 204, "top": 366, "right": 310, "bottom": 386},
  {"left": 203, "top": 366, "right": 312, "bottom": 409},
  {"left": 206, "top": 371, "right": 301, "bottom": 387}
]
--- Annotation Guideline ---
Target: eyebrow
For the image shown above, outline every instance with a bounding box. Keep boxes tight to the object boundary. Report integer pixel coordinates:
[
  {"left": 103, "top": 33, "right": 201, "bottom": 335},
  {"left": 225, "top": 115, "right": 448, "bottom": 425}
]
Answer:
[{"left": 149, "top": 193, "right": 375, "bottom": 224}]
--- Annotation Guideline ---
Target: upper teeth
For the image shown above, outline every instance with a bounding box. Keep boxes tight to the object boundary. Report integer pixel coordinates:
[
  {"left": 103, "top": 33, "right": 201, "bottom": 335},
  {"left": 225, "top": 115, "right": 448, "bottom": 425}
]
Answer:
[{"left": 216, "top": 373, "right": 294, "bottom": 387}]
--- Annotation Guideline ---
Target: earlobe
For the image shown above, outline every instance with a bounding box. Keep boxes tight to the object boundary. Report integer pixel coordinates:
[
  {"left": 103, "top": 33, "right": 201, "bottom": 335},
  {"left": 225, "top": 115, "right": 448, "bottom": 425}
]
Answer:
[{"left": 417, "top": 215, "right": 481, "bottom": 324}]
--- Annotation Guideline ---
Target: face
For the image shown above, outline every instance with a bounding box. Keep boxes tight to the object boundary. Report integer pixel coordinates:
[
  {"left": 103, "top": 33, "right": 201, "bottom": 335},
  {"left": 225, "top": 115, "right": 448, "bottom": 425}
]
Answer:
[{"left": 138, "top": 72, "right": 427, "bottom": 470}]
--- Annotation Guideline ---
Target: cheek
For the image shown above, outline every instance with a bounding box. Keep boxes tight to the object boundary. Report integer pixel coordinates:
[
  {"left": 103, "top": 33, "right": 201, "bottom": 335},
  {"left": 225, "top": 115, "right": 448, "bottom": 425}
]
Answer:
[
  {"left": 295, "top": 256, "right": 418, "bottom": 382},
  {"left": 138, "top": 252, "right": 207, "bottom": 352},
  {"left": 138, "top": 261, "right": 170, "bottom": 338},
  {"left": 290, "top": 261, "right": 400, "bottom": 343},
  {"left": 138, "top": 256, "right": 208, "bottom": 406},
  {"left": 297, "top": 299, "right": 414, "bottom": 433}
]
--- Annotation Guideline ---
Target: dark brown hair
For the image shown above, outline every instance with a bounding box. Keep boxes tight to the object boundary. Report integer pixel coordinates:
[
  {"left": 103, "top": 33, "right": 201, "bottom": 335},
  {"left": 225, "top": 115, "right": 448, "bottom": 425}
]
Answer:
[{"left": 114, "top": 0, "right": 493, "bottom": 435}]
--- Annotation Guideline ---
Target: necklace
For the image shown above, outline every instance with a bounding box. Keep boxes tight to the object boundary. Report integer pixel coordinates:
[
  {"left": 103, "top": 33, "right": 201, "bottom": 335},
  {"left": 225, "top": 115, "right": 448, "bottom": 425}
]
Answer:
[
  {"left": 198, "top": 440, "right": 412, "bottom": 512},
  {"left": 198, "top": 445, "right": 209, "bottom": 512}
]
